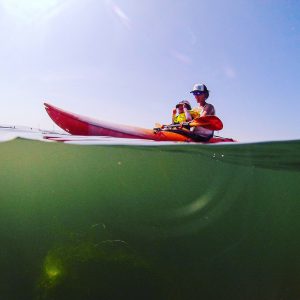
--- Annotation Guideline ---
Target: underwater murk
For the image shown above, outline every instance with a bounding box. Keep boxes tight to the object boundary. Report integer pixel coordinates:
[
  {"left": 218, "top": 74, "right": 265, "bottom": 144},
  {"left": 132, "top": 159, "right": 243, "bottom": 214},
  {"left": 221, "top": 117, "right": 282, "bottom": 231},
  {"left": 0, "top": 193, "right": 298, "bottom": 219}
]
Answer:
[{"left": 0, "top": 129, "right": 299, "bottom": 299}]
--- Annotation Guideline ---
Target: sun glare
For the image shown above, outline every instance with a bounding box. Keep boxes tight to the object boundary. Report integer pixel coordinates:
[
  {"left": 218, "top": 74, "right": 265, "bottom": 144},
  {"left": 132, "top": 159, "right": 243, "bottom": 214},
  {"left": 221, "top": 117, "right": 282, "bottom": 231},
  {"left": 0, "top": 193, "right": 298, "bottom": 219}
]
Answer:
[{"left": 1, "top": 0, "right": 64, "bottom": 22}]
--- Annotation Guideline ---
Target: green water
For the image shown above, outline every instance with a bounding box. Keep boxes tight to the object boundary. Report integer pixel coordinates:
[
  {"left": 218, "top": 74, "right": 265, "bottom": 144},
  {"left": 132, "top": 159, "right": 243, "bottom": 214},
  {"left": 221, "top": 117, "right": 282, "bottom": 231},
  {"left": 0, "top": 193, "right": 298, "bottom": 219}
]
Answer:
[{"left": 0, "top": 139, "right": 299, "bottom": 299}]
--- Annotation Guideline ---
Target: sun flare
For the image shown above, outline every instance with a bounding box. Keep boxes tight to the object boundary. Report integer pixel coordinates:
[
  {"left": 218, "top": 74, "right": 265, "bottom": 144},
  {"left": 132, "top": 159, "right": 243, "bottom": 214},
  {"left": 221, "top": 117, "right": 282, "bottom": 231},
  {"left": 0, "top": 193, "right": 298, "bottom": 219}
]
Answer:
[{"left": 1, "top": 0, "right": 64, "bottom": 22}]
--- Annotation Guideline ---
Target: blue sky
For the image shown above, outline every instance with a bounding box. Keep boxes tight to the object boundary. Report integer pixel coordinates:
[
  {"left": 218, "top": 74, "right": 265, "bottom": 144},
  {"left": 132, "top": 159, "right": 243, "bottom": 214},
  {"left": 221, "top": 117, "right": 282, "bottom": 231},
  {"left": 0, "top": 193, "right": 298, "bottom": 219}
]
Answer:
[{"left": 0, "top": 0, "right": 299, "bottom": 141}]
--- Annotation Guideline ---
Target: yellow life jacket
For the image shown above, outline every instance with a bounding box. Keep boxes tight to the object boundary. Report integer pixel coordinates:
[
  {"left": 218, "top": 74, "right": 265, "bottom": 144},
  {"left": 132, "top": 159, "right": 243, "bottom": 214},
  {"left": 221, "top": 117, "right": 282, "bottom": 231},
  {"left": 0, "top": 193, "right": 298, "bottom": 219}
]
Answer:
[{"left": 172, "top": 112, "right": 192, "bottom": 124}]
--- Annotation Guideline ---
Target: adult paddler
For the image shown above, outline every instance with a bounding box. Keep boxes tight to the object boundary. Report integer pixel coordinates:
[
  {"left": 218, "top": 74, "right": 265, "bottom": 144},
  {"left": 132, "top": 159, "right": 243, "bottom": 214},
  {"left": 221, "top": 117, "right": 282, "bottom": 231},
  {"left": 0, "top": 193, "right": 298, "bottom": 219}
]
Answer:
[{"left": 190, "top": 83, "right": 216, "bottom": 141}]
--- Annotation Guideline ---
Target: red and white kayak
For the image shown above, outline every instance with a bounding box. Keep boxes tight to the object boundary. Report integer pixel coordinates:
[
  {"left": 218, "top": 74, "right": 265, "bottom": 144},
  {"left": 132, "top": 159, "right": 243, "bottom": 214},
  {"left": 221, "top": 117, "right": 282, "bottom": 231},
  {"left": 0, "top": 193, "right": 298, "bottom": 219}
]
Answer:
[{"left": 44, "top": 103, "right": 236, "bottom": 143}]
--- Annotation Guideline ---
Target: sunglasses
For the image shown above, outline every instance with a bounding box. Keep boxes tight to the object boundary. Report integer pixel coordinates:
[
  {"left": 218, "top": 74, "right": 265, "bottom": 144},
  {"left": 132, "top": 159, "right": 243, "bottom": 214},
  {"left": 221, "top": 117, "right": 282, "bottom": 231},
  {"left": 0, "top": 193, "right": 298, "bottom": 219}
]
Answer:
[{"left": 192, "top": 91, "right": 205, "bottom": 96}]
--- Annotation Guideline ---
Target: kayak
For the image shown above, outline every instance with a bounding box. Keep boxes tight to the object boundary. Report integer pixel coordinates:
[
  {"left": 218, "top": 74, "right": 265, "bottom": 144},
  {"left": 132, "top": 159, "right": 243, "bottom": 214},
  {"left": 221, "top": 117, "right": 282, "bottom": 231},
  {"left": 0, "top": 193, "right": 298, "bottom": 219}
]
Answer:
[{"left": 44, "top": 103, "right": 236, "bottom": 143}]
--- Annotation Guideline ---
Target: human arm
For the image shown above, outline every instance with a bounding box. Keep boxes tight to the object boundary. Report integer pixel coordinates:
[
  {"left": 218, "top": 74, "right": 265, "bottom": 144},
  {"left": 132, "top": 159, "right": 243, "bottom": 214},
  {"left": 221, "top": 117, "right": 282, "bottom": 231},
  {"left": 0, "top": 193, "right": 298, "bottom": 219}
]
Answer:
[
  {"left": 172, "top": 108, "right": 177, "bottom": 124},
  {"left": 201, "top": 103, "right": 215, "bottom": 116},
  {"left": 183, "top": 107, "right": 192, "bottom": 121}
]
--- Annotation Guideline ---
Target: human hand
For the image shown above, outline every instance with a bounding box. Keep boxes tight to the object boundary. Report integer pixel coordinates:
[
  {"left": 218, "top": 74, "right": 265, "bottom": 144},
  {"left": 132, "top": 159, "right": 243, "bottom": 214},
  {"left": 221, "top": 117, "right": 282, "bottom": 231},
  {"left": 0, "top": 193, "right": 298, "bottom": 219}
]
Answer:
[{"left": 172, "top": 108, "right": 177, "bottom": 115}]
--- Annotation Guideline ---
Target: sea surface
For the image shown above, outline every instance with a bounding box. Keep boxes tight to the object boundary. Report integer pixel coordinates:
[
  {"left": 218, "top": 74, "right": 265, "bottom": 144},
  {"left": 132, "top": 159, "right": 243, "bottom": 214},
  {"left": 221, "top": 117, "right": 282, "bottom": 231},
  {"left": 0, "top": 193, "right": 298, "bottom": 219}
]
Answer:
[{"left": 0, "top": 126, "right": 300, "bottom": 300}]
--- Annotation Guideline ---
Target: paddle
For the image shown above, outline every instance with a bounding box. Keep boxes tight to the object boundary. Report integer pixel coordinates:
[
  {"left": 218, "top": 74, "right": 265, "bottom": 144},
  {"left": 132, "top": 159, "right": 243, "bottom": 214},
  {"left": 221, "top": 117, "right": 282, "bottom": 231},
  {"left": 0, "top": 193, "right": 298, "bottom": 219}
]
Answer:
[
  {"left": 189, "top": 115, "right": 223, "bottom": 131},
  {"left": 154, "top": 115, "right": 223, "bottom": 132}
]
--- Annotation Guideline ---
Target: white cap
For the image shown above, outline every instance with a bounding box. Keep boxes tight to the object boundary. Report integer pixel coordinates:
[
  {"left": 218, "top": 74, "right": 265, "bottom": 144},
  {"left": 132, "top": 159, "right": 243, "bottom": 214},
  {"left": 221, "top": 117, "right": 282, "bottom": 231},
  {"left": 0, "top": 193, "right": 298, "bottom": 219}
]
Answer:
[{"left": 190, "top": 83, "right": 208, "bottom": 93}]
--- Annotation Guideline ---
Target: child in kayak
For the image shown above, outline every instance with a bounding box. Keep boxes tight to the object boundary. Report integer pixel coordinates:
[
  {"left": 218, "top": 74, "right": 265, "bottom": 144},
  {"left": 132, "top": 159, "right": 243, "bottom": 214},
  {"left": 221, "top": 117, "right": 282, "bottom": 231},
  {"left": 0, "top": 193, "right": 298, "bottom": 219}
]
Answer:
[{"left": 172, "top": 100, "right": 193, "bottom": 124}]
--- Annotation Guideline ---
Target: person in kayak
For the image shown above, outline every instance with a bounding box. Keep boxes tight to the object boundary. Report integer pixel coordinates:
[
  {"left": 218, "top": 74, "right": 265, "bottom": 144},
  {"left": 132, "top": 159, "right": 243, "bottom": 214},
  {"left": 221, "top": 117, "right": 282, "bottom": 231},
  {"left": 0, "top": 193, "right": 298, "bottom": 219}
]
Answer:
[
  {"left": 189, "top": 83, "right": 215, "bottom": 141},
  {"left": 172, "top": 100, "right": 193, "bottom": 124}
]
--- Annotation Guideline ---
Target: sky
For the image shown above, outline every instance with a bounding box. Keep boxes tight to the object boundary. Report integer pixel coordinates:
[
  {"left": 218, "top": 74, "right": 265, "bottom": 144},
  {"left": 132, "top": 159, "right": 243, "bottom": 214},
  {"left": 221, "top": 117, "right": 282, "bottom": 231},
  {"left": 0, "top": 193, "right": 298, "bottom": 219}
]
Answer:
[{"left": 0, "top": 0, "right": 299, "bottom": 142}]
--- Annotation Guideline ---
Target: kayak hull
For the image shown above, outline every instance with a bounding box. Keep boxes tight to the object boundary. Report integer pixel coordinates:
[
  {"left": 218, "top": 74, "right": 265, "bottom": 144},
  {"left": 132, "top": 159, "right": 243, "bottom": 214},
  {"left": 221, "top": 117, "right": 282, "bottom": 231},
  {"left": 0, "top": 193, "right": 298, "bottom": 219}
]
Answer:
[{"left": 44, "top": 103, "right": 236, "bottom": 143}]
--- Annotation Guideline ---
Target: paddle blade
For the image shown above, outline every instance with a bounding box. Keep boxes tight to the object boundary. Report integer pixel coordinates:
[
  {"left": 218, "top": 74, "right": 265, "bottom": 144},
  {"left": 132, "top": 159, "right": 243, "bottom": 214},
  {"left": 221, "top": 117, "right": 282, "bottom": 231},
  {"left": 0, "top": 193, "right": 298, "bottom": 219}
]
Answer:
[{"left": 189, "top": 115, "right": 223, "bottom": 131}]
